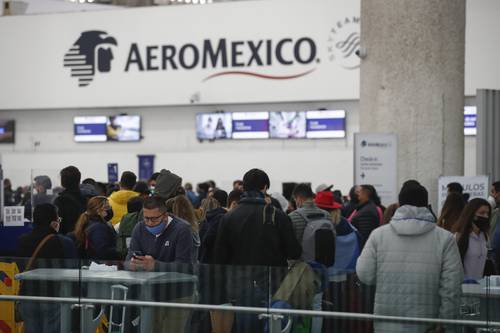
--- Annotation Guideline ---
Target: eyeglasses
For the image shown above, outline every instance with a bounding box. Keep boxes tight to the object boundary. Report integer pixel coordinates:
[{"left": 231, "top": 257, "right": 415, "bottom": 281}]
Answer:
[{"left": 143, "top": 213, "right": 165, "bottom": 223}]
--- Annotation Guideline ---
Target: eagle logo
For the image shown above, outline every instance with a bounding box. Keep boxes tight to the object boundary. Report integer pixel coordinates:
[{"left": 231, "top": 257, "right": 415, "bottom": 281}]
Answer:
[{"left": 63, "top": 31, "right": 118, "bottom": 87}]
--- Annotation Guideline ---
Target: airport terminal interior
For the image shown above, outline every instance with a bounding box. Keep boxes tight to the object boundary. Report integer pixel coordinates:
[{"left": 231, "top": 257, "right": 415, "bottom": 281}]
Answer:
[{"left": 0, "top": 0, "right": 500, "bottom": 332}]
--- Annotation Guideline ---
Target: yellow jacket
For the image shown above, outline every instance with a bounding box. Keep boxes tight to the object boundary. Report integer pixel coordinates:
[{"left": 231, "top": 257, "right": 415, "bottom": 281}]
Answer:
[{"left": 108, "top": 190, "right": 139, "bottom": 225}]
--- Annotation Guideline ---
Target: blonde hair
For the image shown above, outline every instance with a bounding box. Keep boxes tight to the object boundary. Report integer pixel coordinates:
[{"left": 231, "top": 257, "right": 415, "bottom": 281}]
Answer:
[
  {"left": 74, "top": 196, "right": 108, "bottom": 247},
  {"left": 200, "top": 196, "right": 220, "bottom": 220},
  {"left": 172, "top": 195, "right": 199, "bottom": 232}
]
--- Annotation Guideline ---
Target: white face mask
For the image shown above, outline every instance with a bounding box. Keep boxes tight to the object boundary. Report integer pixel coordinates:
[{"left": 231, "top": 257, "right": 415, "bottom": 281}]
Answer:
[
  {"left": 50, "top": 221, "right": 60, "bottom": 233},
  {"left": 487, "top": 196, "right": 497, "bottom": 209}
]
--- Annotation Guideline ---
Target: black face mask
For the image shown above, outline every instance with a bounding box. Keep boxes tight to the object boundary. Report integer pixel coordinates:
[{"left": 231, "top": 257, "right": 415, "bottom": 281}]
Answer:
[
  {"left": 104, "top": 208, "right": 114, "bottom": 222},
  {"left": 473, "top": 216, "right": 489, "bottom": 231}
]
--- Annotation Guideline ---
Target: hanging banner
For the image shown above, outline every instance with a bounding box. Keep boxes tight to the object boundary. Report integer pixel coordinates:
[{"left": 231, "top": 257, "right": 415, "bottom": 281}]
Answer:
[
  {"left": 0, "top": 0, "right": 360, "bottom": 109},
  {"left": 437, "top": 175, "right": 490, "bottom": 213},
  {"left": 354, "top": 133, "right": 398, "bottom": 206},
  {"left": 138, "top": 155, "right": 155, "bottom": 181},
  {"left": 107, "top": 163, "right": 119, "bottom": 183}
]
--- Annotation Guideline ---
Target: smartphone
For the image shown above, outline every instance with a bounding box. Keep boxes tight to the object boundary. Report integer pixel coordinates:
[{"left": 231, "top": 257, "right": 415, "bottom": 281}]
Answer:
[{"left": 132, "top": 250, "right": 143, "bottom": 258}]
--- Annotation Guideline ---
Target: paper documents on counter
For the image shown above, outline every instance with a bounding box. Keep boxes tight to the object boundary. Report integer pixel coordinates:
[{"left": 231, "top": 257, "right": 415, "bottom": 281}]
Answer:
[{"left": 89, "top": 262, "right": 118, "bottom": 271}]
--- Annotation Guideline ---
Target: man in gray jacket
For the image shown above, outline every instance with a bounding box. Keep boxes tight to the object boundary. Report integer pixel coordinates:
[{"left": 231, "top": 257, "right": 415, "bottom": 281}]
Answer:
[{"left": 356, "top": 183, "right": 463, "bottom": 333}]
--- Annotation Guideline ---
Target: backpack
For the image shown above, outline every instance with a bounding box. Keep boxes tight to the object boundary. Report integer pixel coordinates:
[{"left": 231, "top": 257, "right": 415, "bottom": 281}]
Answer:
[
  {"left": 273, "top": 261, "right": 316, "bottom": 310},
  {"left": 295, "top": 209, "right": 335, "bottom": 267}
]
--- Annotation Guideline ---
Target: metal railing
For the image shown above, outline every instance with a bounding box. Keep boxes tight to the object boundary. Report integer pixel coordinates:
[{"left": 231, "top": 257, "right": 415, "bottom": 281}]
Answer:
[{"left": 2, "top": 294, "right": 500, "bottom": 330}]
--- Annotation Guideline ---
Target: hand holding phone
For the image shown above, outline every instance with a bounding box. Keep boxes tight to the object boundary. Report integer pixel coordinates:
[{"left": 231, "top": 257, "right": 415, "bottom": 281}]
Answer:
[{"left": 132, "top": 250, "right": 143, "bottom": 259}]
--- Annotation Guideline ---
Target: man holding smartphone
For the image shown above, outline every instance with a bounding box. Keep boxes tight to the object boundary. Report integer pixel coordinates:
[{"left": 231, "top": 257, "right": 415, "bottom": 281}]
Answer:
[{"left": 126, "top": 195, "right": 194, "bottom": 333}]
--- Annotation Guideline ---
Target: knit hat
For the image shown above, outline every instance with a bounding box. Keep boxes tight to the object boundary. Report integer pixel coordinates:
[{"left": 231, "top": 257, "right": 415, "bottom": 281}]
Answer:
[
  {"left": 154, "top": 169, "right": 182, "bottom": 200},
  {"left": 213, "top": 189, "right": 228, "bottom": 208},
  {"left": 398, "top": 183, "right": 428, "bottom": 207},
  {"left": 34, "top": 175, "right": 52, "bottom": 190}
]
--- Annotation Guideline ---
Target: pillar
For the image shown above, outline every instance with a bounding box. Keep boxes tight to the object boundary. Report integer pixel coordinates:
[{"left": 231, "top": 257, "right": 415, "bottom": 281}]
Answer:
[{"left": 360, "top": 0, "right": 466, "bottom": 205}]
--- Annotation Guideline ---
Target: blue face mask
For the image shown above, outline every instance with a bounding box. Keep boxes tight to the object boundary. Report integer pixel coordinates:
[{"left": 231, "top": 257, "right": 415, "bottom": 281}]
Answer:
[{"left": 145, "top": 222, "right": 166, "bottom": 236}]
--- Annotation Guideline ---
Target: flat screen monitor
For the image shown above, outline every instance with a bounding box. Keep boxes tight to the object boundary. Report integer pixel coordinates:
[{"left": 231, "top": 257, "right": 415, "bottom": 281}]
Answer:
[
  {"left": 74, "top": 116, "right": 107, "bottom": 142},
  {"left": 107, "top": 115, "right": 141, "bottom": 142},
  {"left": 196, "top": 113, "right": 232, "bottom": 140},
  {"left": 0, "top": 120, "right": 15, "bottom": 143},
  {"left": 305, "top": 110, "right": 346, "bottom": 138},
  {"left": 269, "top": 111, "right": 306, "bottom": 139},
  {"left": 232, "top": 112, "right": 270, "bottom": 139},
  {"left": 464, "top": 106, "right": 476, "bottom": 136}
]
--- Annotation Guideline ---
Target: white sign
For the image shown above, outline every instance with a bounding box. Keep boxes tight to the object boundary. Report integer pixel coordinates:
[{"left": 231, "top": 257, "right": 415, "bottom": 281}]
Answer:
[
  {"left": 0, "top": 0, "right": 360, "bottom": 109},
  {"left": 438, "top": 175, "right": 490, "bottom": 213},
  {"left": 3, "top": 206, "right": 25, "bottom": 227},
  {"left": 354, "top": 133, "right": 398, "bottom": 206}
]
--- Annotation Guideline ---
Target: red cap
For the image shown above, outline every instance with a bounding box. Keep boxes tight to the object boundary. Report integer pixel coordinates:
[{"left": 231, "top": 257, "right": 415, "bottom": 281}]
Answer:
[{"left": 314, "top": 191, "right": 342, "bottom": 210}]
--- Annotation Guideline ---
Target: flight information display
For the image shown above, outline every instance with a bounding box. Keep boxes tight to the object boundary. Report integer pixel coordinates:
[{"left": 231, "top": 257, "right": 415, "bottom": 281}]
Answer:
[
  {"left": 269, "top": 111, "right": 306, "bottom": 139},
  {"left": 232, "top": 112, "right": 270, "bottom": 139},
  {"left": 74, "top": 116, "right": 108, "bottom": 142},
  {"left": 196, "top": 113, "right": 232, "bottom": 140},
  {"left": 305, "top": 110, "right": 346, "bottom": 138}
]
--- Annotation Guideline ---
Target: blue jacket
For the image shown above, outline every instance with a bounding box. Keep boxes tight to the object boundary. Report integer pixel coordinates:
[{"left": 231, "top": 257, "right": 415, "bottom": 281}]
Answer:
[
  {"left": 328, "top": 218, "right": 361, "bottom": 276},
  {"left": 126, "top": 216, "right": 193, "bottom": 265}
]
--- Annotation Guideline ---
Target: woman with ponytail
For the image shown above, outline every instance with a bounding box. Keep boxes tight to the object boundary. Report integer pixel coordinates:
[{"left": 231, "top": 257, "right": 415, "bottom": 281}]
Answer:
[
  {"left": 74, "top": 196, "right": 121, "bottom": 261},
  {"left": 452, "top": 198, "right": 492, "bottom": 280}
]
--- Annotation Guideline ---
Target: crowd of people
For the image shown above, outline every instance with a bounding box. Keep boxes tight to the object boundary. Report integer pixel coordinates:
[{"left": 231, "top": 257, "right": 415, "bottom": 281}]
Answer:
[{"left": 6, "top": 165, "right": 500, "bottom": 333}]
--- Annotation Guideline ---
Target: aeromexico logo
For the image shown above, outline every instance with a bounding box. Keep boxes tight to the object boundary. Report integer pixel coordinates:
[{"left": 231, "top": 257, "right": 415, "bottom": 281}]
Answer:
[
  {"left": 64, "top": 31, "right": 118, "bottom": 87},
  {"left": 328, "top": 16, "right": 360, "bottom": 70},
  {"left": 64, "top": 31, "right": 323, "bottom": 87}
]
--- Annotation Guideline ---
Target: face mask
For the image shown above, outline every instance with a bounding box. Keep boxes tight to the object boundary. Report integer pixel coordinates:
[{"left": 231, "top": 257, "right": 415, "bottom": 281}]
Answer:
[
  {"left": 149, "top": 186, "right": 155, "bottom": 195},
  {"left": 487, "top": 196, "right": 497, "bottom": 209},
  {"left": 145, "top": 222, "right": 166, "bottom": 236},
  {"left": 473, "top": 216, "right": 490, "bottom": 231},
  {"left": 50, "top": 221, "right": 60, "bottom": 233},
  {"left": 104, "top": 208, "right": 114, "bottom": 222}
]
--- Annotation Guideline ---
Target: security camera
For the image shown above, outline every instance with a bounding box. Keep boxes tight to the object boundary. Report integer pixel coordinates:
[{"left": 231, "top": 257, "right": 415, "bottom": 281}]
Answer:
[
  {"left": 190, "top": 92, "right": 200, "bottom": 104},
  {"left": 355, "top": 47, "right": 367, "bottom": 59}
]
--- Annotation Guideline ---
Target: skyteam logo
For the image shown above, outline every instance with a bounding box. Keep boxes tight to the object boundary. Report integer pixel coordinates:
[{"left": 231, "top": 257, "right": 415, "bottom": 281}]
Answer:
[{"left": 63, "top": 31, "right": 118, "bottom": 87}]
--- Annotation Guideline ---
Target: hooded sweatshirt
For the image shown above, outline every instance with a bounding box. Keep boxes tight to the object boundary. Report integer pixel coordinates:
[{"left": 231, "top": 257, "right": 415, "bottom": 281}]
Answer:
[
  {"left": 108, "top": 190, "right": 139, "bottom": 225},
  {"left": 356, "top": 205, "right": 463, "bottom": 333}
]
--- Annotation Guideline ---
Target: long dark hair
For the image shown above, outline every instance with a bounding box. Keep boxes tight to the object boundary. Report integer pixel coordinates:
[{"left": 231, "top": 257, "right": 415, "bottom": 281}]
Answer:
[
  {"left": 452, "top": 198, "right": 491, "bottom": 262},
  {"left": 438, "top": 193, "right": 466, "bottom": 231},
  {"left": 361, "top": 184, "right": 383, "bottom": 208}
]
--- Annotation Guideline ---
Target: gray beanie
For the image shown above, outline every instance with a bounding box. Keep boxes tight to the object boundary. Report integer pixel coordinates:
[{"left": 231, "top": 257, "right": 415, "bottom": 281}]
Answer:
[{"left": 155, "top": 169, "right": 182, "bottom": 200}]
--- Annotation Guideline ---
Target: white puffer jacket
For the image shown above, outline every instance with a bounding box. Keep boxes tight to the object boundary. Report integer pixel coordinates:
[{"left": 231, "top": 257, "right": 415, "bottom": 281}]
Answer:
[{"left": 356, "top": 205, "right": 464, "bottom": 333}]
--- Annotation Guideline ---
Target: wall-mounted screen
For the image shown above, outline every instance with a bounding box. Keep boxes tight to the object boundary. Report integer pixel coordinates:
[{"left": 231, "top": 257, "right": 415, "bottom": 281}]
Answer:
[
  {"left": 74, "top": 116, "right": 107, "bottom": 142},
  {"left": 305, "top": 110, "right": 346, "bottom": 138},
  {"left": 232, "top": 112, "right": 270, "bottom": 139},
  {"left": 196, "top": 113, "right": 232, "bottom": 140},
  {"left": 107, "top": 115, "right": 141, "bottom": 142},
  {"left": 0, "top": 120, "right": 15, "bottom": 143},
  {"left": 464, "top": 106, "right": 476, "bottom": 136},
  {"left": 269, "top": 111, "right": 306, "bottom": 139}
]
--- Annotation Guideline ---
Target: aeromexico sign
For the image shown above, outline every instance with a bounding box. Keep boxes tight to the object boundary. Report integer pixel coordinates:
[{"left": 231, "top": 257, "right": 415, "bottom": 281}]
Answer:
[
  {"left": 64, "top": 31, "right": 322, "bottom": 87},
  {"left": 0, "top": 0, "right": 361, "bottom": 108}
]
